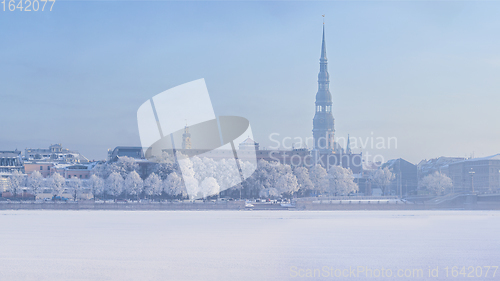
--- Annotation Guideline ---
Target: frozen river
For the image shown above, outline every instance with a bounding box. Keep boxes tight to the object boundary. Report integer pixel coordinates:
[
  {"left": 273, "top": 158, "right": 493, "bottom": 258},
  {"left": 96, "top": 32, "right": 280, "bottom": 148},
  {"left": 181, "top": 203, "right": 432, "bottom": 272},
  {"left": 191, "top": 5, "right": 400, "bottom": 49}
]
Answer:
[{"left": 0, "top": 210, "right": 498, "bottom": 280}]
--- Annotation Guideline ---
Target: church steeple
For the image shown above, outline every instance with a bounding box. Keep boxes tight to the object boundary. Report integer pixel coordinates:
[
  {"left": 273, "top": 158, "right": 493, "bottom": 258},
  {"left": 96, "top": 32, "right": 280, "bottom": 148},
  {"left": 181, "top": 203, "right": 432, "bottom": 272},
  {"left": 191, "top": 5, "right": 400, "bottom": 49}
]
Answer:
[
  {"left": 317, "top": 24, "right": 330, "bottom": 98},
  {"left": 313, "top": 22, "right": 335, "bottom": 152},
  {"left": 346, "top": 134, "right": 352, "bottom": 154},
  {"left": 182, "top": 124, "right": 191, "bottom": 149},
  {"left": 320, "top": 24, "right": 327, "bottom": 62}
]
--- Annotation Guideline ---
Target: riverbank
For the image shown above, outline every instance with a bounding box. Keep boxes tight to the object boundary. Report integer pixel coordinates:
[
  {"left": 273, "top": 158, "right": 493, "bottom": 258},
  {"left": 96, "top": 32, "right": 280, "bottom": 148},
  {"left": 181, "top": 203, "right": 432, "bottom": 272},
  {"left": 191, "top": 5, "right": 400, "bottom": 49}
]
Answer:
[{"left": 1, "top": 201, "right": 500, "bottom": 210}]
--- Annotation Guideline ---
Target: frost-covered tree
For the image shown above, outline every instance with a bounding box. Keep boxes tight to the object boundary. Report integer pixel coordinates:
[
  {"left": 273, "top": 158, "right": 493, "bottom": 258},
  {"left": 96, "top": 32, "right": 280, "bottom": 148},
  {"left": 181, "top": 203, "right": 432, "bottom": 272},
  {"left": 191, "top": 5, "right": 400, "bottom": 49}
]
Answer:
[
  {"left": 106, "top": 172, "right": 124, "bottom": 200},
  {"left": 68, "top": 177, "right": 82, "bottom": 201},
  {"left": 28, "top": 170, "right": 44, "bottom": 195},
  {"left": 124, "top": 171, "right": 143, "bottom": 200},
  {"left": 8, "top": 170, "right": 25, "bottom": 197},
  {"left": 259, "top": 160, "right": 285, "bottom": 197},
  {"left": 164, "top": 172, "right": 185, "bottom": 198},
  {"left": 144, "top": 173, "right": 162, "bottom": 200},
  {"left": 185, "top": 177, "right": 200, "bottom": 199},
  {"left": 309, "top": 164, "right": 329, "bottom": 194},
  {"left": 214, "top": 158, "right": 240, "bottom": 192},
  {"left": 419, "top": 172, "right": 453, "bottom": 195},
  {"left": 244, "top": 160, "right": 268, "bottom": 198},
  {"left": 239, "top": 160, "right": 257, "bottom": 179},
  {"left": 200, "top": 177, "right": 220, "bottom": 199},
  {"left": 178, "top": 157, "right": 199, "bottom": 199},
  {"left": 50, "top": 173, "right": 65, "bottom": 197},
  {"left": 293, "top": 167, "right": 314, "bottom": 196},
  {"left": 372, "top": 167, "right": 395, "bottom": 195},
  {"left": 148, "top": 151, "right": 176, "bottom": 180},
  {"left": 191, "top": 156, "right": 207, "bottom": 183},
  {"left": 276, "top": 171, "right": 299, "bottom": 197},
  {"left": 327, "top": 166, "right": 358, "bottom": 195},
  {"left": 94, "top": 156, "right": 139, "bottom": 179},
  {"left": 89, "top": 174, "right": 104, "bottom": 200},
  {"left": 115, "top": 157, "right": 139, "bottom": 178}
]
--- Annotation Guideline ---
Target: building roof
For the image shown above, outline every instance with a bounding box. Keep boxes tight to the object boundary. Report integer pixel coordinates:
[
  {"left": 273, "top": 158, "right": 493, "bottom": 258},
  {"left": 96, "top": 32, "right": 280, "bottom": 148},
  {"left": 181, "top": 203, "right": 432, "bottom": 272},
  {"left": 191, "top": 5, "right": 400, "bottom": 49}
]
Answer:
[
  {"left": 53, "top": 162, "right": 98, "bottom": 170},
  {"left": 451, "top": 153, "right": 500, "bottom": 165},
  {"left": 382, "top": 158, "right": 416, "bottom": 170},
  {"left": 0, "top": 151, "right": 22, "bottom": 158},
  {"left": 110, "top": 146, "right": 144, "bottom": 160},
  {"left": 241, "top": 137, "right": 257, "bottom": 145}
]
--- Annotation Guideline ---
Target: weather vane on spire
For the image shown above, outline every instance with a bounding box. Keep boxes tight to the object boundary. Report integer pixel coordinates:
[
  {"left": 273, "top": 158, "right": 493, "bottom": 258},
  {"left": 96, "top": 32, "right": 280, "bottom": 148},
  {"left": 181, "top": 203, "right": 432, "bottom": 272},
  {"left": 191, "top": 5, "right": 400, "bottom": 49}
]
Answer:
[{"left": 322, "top": 14, "right": 325, "bottom": 24}]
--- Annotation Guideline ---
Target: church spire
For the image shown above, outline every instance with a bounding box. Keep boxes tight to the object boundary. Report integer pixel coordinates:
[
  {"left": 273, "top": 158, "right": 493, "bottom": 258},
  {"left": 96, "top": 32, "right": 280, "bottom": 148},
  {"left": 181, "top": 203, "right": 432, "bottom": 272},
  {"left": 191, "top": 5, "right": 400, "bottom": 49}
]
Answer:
[
  {"left": 346, "top": 134, "right": 352, "bottom": 154},
  {"left": 320, "top": 24, "right": 327, "bottom": 62},
  {"left": 317, "top": 24, "right": 330, "bottom": 97},
  {"left": 313, "top": 21, "right": 335, "bottom": 152}
]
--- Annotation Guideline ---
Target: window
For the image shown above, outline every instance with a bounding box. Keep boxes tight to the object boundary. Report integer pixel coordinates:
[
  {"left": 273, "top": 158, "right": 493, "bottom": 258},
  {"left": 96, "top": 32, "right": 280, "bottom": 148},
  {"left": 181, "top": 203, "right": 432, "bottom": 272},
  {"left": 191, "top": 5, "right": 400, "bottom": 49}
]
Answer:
[
  {"left": 40, "top": 166, "right": 43, "bottom": 170},
  {"left": 79, "top": 175, "right": 82, "bottom": 179}
]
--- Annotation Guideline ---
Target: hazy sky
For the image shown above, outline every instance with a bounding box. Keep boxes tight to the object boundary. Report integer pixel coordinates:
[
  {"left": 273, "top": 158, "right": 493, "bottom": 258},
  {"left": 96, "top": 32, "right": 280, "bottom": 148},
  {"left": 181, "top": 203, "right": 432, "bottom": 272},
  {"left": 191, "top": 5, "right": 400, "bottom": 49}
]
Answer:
[{"left": 1, "top": 0, "right": 499, "bottom": 164}]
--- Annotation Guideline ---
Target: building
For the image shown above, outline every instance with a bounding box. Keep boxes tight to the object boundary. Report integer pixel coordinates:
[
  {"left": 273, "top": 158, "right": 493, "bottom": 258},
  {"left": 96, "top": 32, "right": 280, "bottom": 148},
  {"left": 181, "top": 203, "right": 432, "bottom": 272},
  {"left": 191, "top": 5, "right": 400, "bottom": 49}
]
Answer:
[
  {"left": 0, "top": 150, "right": 24, "bottom": 173},
  {"left": 0, "top": 177, "right": 9, "bottom": 193},
  {"left": 239, "top": 138, "right": 259, "bottom": 151},
  {"left": 448, "top": 154, "right": 500, "bottom": 193},
  {"left": 24, "top": 162, "right": 98, "bottom": 179},
  {"left": 0, "top": 150, "right": 25, "bottom": 192},
  {"left": 108, "top": 146, "right": 144, "bottom": 161},
  {"left": 417, "top": 156, "right": 465, "bottom": 179},
  {"left": 24, "top": 162, "right": 54, "bottom": 177},
  {"left": 25, "top": 144, "right": 88, "bottom": 163},
  {"left": 52, "top": 163, "right": 99, "bottom": 180},
  {"left": 381, "top": 158, "right": 418, "bottom": 196}
]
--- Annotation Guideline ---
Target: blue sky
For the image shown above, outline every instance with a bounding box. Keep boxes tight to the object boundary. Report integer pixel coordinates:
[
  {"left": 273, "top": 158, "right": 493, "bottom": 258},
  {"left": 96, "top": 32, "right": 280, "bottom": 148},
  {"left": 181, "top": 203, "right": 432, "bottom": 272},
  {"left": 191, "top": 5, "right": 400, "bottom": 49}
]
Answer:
[{"left": 1, "top": 0, "right": 499, "bottom": 164}]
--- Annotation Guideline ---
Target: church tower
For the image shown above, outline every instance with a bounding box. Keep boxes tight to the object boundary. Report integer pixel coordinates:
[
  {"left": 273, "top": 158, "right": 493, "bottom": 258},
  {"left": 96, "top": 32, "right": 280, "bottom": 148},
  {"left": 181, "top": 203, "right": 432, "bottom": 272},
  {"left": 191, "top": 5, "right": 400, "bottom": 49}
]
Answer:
[
  {"left": 182, "top": 125, "right": 192, "bottom": 149},
  {"left": 313, "top": 24, "right": 335, "bottom": 152}
]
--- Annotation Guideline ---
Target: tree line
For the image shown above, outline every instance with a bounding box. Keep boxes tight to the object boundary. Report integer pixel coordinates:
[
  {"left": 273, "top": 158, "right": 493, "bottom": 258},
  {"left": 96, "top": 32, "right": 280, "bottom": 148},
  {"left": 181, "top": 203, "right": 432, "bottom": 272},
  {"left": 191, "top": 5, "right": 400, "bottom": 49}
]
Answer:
[
  {"left": 4, "top": 155, "right": 454, "bottom": 200},
  {"left": 4, "top": 156, "right": 360, "bottom": 200}
]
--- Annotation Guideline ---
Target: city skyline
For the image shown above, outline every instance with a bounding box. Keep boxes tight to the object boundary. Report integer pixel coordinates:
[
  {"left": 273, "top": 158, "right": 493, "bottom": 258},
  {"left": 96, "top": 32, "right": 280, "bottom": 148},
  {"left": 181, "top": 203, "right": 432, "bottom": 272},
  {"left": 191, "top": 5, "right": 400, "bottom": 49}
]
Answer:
[{"left": 1, "top": 1, "right": 500, "bottom": 164}]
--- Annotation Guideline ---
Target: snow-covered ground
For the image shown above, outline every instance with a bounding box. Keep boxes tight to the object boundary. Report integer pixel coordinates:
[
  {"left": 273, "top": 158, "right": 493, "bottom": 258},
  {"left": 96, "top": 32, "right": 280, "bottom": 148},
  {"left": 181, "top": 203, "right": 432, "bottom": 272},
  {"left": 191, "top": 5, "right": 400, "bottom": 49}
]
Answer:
[{"left": 0, "top": 211, "right": 498, "bottom": 281}]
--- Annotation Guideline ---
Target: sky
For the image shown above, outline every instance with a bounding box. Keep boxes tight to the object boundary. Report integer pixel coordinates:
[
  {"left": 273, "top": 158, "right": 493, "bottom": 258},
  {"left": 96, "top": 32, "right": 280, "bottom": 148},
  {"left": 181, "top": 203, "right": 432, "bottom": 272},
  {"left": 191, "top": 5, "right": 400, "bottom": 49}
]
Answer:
[{"left": 1, "top": 0, "right": 499, "bottom": 164}]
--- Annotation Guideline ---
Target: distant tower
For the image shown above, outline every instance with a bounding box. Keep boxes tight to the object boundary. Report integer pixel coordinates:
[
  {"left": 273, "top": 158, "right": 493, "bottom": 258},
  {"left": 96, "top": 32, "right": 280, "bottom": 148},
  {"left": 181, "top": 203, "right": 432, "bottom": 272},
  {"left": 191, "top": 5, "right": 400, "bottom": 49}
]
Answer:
[
  {"left": 346, "top": 134, "right": 352, "bottom": 154},
  {"left": 182, "top": 125, "right": 192, "bottom": 149},
  {"left": 313, "top": 23, "right": 335, "bottom": 152}
]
